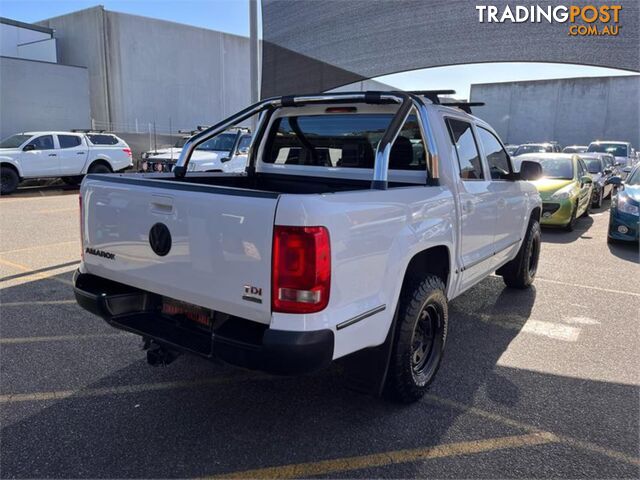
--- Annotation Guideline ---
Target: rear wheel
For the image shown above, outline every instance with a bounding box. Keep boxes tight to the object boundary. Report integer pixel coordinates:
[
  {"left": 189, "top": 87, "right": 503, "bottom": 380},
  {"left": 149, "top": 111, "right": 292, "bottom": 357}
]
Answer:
[
  {"left": 384, "top": 275, "right": 448, "bottom": 403},
  {"left": 500, "top": 219, "right": 541, "bottom": 289},
  {"left": 88, "top": 163, "right": 111, "bottom": 174},
  {"left": 1, "top": 167, "right": 19, "bottom": 195}
]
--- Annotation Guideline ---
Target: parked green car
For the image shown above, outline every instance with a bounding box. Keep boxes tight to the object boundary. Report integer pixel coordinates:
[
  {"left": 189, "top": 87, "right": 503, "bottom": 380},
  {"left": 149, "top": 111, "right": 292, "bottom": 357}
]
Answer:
[{"left": 515, "top": 153, "right": 593, "bottom": 231}]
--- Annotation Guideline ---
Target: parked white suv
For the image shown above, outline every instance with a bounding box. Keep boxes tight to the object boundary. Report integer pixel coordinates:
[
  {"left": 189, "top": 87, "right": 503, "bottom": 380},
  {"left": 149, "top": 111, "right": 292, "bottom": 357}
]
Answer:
[
  {"left": 74, "top": 91, "right": 542, "bottom": 402},
  {"left": 0, "top": 131, "right": 132, "bottom": 194}
]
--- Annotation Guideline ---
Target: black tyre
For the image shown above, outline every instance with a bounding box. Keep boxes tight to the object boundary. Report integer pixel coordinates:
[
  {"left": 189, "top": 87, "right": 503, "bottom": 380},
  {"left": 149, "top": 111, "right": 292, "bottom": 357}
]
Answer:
[
  {"left": 384, "top": 275, "right": 448, "bottom": 403},
  {"left": 564, "top": 202, "right": 577, "bottom": 231},
  {"left": 500, "top": 219, "right": 541, "bottom": 289},
  {"left": 88, "top": 163, "right": 111, "bottom": 174},
  {"left": 1, "top": 167, "right": 19, "bottom": 195},
  {"left": 62, "top": 176, "right": 83, "bottom": 185},
  {"left": 592, "top": 189, "right": 603, "bottom": 209}
]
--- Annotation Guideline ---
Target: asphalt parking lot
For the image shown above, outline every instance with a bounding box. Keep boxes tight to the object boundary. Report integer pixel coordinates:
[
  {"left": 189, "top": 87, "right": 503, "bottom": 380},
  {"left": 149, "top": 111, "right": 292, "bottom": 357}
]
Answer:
[{"left": 1, "top": 186, "right": 638, "bottom": 479}]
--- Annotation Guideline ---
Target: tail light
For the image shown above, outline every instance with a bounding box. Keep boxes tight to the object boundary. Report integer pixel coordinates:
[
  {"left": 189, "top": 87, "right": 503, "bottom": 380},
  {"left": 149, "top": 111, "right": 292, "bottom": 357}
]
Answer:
[
  {"left": 272, "top": 226, "right": 330, "bottom": 314},
  {"left": 123, "top": 148, "right": 132, "bottom": 158},
  {"left": 79, "top": 194, "right": 84, "bottom": 260}
]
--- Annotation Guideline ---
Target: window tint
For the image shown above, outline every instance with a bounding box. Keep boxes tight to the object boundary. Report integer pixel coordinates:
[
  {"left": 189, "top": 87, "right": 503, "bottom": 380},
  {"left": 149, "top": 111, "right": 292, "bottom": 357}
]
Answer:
[
  {"left": 446, "top": 119, "right": 484, "bottom": 180},
  {"left": 265, "top": 114, "right": 391, "bottom": 169},
  {"left": 477, "top": 127, "right": 511, "bottom": 180},
  {"left": 87, "top": 134, "right": 118, "bottom": 145},
  {"left": 536, "top": 157, "right": 574, "bottom": 180},
  {"left": 390, "top": 115, "right": 427, "bottom": 171},
  {"left": 577, "top": 159, "right": 587, "bottom": 176},
  {"left": 28, "top": 135, "right": 54, "bottom": 150},
  {"left": 198, "top": 133, "right": 236, "bottom": 152},
  {"left": 0, "top": 134, "right": 31, "bottom": 148},
  {"left": 58, "top": 135, "right": 82, "bottom": 149}
]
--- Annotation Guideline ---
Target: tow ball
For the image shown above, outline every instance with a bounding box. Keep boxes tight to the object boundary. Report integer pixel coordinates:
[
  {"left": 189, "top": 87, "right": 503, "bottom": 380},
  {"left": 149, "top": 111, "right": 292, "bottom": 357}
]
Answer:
[{"left": 142, "top": 338, "right": 180, "bottom": 366}]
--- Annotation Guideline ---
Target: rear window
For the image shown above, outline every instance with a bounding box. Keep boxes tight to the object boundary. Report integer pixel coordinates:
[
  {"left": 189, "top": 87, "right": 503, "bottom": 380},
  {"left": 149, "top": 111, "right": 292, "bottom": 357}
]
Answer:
[
  {"left": 587, "top": 143, "right": 628, "bottom": 157},
  {"left": 87, "top": 134, "right": 119, "bottom": 145},
  {"left": 58, "top": 135, "right": 82, "bottom": 149},
  {"left": 264, "top": 114, "right": 426, "bottom": 171}
]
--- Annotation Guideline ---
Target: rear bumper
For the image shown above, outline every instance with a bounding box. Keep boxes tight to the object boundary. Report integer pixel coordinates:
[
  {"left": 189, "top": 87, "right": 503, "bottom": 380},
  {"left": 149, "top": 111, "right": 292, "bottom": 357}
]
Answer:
[{"left": 73, "top": 271, "right": 334, "bottom": 375}]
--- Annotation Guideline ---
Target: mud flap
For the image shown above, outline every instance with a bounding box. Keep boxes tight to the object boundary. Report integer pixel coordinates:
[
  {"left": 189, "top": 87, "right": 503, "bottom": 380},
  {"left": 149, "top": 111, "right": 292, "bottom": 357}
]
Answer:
[{"left": 337, "top": 305, "right": 398, "bottom": 397}]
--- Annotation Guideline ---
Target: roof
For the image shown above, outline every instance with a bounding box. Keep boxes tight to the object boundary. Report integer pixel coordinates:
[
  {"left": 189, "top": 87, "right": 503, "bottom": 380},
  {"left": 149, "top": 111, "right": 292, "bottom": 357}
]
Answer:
[{"left": 0, "top": 17, "right": 53, "bottom": 35}]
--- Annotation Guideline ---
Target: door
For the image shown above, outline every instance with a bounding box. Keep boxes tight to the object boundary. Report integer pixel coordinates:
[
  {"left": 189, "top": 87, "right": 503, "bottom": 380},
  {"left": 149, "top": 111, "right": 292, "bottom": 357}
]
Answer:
[
  {"left": 19, "top": 134, "right": 58, "bottom": 177},
  {"left": 576, "top": 158, "right": 591, "bottom": 214},
  {"left": 445, "top": 118, "right": 497, "bottom": 292},
  {"left": 475, "top": 126, "right": 527, "bottom": 255},
  {"left": 57, "top": 134, "right": 88, "bottom": 175}
]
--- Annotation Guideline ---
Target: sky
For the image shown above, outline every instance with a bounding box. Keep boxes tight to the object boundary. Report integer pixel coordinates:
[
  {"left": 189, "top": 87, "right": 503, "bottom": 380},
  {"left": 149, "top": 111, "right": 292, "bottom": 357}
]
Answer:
[{"left": 0, "top": 0, "right": 636, "bottom": 98}]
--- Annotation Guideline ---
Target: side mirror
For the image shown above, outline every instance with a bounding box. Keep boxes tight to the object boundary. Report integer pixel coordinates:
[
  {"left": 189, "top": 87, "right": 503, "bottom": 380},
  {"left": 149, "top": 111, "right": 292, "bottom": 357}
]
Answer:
[
  {"left": 23, "top": 144, "right": 35, "bottom": 151},
  {"left": 606, "top": 176, "right": 622, "bottom": 186},
  {"left": 603, "top": 167, "right": 613, "bottom": 174},
  {"left": 519, "top": 160, "right": 543, "bottom": 181},
  {"left": 220, "top": 156, "right": 231, "bottom": 163},
  {"left": 237, "top": 148, "right": 249, "bottom": 155},
  {"left": 581, "top": 175, "right": 593, "bottom": 184}
]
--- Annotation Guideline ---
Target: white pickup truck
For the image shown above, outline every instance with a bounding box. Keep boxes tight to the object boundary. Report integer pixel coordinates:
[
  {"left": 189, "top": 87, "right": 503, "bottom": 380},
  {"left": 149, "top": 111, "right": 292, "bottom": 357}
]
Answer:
[
  {"left": 142, "top": 129, "right": 252, "bottom": 174},
  {"left": 0, "top": 131, "right": 132, "bottom": 194},
  {"left": 74, "top": 91, "right": 543, "bottom": 402}
]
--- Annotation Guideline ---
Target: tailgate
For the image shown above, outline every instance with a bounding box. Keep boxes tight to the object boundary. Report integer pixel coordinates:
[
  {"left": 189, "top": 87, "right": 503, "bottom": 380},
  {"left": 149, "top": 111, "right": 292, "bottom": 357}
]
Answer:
[{"left": 80, "top": 176, "right": 278, "bottom": 324}]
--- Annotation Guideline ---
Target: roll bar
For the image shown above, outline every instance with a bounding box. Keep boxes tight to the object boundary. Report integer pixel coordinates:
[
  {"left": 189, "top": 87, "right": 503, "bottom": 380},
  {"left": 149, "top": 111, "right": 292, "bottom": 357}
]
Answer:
[{"left": 174, "top": 91, "right": 440, "bottom": 189}]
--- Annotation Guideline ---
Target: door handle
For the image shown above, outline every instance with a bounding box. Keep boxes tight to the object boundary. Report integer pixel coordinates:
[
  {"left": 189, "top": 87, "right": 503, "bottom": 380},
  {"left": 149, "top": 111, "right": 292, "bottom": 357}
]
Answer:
[
  {"left": 48, "top": 153, "right": 57, "bottom": 157},
  {"left": 77, "top": 152, "right": 86, "bottom": 155}
]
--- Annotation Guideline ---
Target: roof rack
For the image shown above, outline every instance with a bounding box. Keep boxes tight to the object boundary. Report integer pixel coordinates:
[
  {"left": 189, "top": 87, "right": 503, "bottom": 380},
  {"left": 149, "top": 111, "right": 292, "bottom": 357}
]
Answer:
[
  {"left": 407, "top": 90, "right": 456, "bottom": 104},
  {"left": 441, "top": 102, "right": 485, "bottom": 114},
  {"left": 71, "top": 129, "right": 107, "bottom": 133}
]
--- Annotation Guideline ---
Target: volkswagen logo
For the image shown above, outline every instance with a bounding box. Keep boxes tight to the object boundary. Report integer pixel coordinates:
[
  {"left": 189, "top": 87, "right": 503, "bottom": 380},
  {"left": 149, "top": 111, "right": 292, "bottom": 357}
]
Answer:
[{"left": 149, "top": 223, "right": 172, "bottom": 256}]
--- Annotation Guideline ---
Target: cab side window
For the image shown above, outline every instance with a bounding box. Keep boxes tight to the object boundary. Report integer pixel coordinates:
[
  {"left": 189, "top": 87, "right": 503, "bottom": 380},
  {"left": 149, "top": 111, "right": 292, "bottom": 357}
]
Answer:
[
  {"left": 446, "top": 118, "right": 484, "bottom": 180},
  {"left": 576, "top": 158, "right": 586, "bottom": 178},
  {"left": 28, "top": 135, "right": 55, "bottom": 150},
  {"left": 476, "top": 127, "right": 511, "bottom": 180},
  {"left": 58, "top": 135, "right": 82, "bottom": 149}
]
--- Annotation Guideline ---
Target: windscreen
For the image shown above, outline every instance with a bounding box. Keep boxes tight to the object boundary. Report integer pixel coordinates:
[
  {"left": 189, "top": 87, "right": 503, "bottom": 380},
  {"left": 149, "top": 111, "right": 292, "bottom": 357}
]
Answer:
[
  {"left": 583, "top": 158, "right": 602, "bottom": 174},
  {"left": 264, "top": 114, "right": 427, "bottom": 171},
  {"left": 198, "top": 133, "right": 236, "bottom": 152},
  {"left": 626, "top": 166, "right": 640, "bottom": 185},
  {"left": 0, "top": 134, "right": 31, "bottom": 149},
  {"left": 538, "top": 158, "right": 574, "bottom": 180},
  {"left": 514, "top": 144, "right": 551, "bottom": 156},
  {"left": 588, "top": 143, "right": 628, "bottom": 157}
]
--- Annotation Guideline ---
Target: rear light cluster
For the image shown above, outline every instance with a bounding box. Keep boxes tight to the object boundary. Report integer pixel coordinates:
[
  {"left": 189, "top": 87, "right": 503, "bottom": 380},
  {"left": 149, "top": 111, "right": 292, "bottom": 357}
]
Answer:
[
  {"left": 272, "top": 226, "right": 330, "bottom": 314},
  {"left": 123, "top": 148, "right": 132, "bottom": 158}
]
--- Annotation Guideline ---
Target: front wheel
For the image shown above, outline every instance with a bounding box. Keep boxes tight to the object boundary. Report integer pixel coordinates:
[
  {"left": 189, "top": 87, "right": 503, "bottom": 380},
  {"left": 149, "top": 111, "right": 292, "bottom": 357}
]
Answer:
[
  {"left": 592, "top": 189, "right": 603, "bottom": 208},
  {"left": 1, "top": 167, "right": 19, "bottom": 195},
  {"left": 500, "top": 219, "right": 541, "bottom": 289},
  {"left": 564, "top": 202, "right": 578, "bottom": 231},
  {"left": 384, "top": 275, "right": 448, "bottom": 403}
]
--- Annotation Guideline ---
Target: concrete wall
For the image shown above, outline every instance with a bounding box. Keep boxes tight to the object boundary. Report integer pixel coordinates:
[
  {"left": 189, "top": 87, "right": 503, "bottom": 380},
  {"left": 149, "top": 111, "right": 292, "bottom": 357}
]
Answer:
[
  {"left": 470, "top": 76, "right": 640, "bottom": 147},
  {"left": 39, "top": 7, "right": 251, "bottom": 134},
  {"left": 0, "top": 56, "right": 90, "bottom": 138}
]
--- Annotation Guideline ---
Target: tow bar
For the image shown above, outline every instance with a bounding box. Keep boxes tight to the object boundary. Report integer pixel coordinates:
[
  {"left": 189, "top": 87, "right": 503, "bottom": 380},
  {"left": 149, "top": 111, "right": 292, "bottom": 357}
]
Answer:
[{"left": 143, "top": 339, "right": 180, "bottom": 366}]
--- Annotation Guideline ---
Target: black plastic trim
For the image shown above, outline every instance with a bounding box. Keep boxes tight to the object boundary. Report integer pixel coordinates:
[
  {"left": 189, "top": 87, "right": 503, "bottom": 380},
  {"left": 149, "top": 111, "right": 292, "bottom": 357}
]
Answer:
[
  {"left": 337, "top": 305, "right": 386, "bottom": 330},
  {"left": 85, "top": 174, "right": 280, "bottom": 199},
  {"left": 73, "top": 271, "right": 334, "bottom": 375}
]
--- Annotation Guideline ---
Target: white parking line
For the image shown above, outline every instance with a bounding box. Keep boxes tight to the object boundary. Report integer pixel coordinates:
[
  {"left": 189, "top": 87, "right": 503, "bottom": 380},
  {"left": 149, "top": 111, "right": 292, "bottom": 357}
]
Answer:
[
  {"left": 479, "top": 315, "right": 581, "bottom": 342},
  {"left": 0, "top": 333, "right": 127, "bottom": 344},
  {"left": 536, "top": 277, "right": 640, "bottom": 297}
]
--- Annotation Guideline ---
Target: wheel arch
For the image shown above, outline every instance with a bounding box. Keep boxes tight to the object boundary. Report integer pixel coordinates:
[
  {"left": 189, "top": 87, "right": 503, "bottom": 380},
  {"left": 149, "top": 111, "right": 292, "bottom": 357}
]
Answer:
[
  {"left": 1, "top": 161, "right": 22, "bottom": 179},
  {"left": 400, "top": 245, "right": 451, "bottom": 298},
  {"left": 86, "top": 158, "right": 113, "bottom": 173}
]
